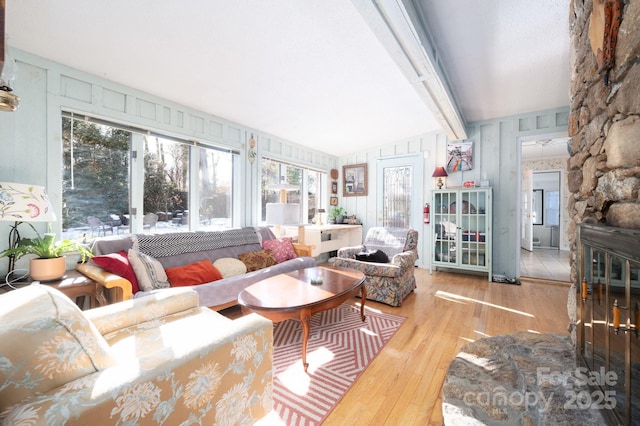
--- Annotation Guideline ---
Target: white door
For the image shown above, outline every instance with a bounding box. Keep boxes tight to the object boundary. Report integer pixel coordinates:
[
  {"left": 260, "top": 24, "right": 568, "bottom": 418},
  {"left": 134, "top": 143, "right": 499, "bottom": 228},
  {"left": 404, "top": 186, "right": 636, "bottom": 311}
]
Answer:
[
  {"left": 521, "top": 169, "right": 533, "bottom": 251},
  {"left": 375, "top": 155, "right": 423, "bottom": 264}
]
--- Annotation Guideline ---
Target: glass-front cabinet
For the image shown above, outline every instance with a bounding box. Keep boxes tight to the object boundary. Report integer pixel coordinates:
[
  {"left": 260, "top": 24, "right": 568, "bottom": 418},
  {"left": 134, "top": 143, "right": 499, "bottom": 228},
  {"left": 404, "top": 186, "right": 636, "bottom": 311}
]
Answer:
[{"left": 430, "top": 188, "right": 492, "bottom": 280}]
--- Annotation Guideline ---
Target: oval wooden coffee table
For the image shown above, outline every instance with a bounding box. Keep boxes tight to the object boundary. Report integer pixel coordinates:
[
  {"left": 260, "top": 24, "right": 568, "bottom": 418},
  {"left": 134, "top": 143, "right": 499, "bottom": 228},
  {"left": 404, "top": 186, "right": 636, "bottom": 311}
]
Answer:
[{"left": 238, "top": 265, "right": 366, "bottom": 372}]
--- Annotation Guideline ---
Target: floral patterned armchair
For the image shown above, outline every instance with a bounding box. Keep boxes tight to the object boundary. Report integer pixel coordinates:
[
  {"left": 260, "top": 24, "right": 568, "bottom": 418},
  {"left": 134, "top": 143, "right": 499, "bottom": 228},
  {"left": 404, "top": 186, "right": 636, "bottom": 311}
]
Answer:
[
  {"left": 0, "top": 284, "right": 273, "bottom": 425},
  {"left": 334, "top": 227, "right": 418, "bottom": 307}
]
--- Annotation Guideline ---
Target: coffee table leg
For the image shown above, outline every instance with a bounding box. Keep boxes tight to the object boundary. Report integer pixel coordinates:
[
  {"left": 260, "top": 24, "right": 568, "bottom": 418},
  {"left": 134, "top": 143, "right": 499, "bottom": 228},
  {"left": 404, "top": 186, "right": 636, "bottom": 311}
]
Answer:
[
  {"left": 360, "top": 284, "right": 367, "bottom": 321},
  {"left": 301, "top": 312, "right": 311, "bottom": 372}
]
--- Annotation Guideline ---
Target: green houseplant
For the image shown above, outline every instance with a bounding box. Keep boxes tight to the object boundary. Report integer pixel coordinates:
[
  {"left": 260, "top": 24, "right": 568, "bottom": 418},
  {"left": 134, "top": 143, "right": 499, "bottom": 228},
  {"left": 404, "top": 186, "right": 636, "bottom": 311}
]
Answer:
[
  {"left": 328, "top": 206, "right": 347, "bottom": 224},
  {"left": 2, "top": 224, "right": 93, "bottom": 281}
]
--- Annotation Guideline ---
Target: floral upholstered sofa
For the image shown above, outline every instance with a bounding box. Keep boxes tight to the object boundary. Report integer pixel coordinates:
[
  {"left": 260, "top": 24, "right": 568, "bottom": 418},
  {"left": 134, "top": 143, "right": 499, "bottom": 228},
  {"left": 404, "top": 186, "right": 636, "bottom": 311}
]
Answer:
[
  {"left": 334, "top": 227, "right": 418, "bottom": 307},
  {"left": 0, "top": 284, "right": 273, "bottom": 425}
]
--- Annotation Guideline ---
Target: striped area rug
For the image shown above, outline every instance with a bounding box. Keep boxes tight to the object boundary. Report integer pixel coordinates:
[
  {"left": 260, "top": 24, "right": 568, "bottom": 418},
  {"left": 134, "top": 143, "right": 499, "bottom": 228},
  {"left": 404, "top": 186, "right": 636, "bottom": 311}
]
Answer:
[{"left": 269, "top": 304, "right": 406, "bottom": 425}]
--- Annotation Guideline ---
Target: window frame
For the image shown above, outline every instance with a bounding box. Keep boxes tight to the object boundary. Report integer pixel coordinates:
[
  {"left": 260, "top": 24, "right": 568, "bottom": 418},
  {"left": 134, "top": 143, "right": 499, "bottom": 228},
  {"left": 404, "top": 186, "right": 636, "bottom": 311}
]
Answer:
[
  {"left": 61, "top": 111, "right": 240, "bottom": 239},
  {"left": 260, "top": 156, "right": 327, "bottom": 226}
]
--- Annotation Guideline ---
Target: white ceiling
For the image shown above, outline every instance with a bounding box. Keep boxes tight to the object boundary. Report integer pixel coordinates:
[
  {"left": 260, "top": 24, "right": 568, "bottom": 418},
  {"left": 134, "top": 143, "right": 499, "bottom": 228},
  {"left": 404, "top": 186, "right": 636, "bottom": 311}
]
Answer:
[
  {"left": 5, "top": 0, "right": 570, "bottom": 157},
  {"left": 416, "top": 0, "right": 571, "bottom": 123},
  {"left": 521, "top": 138, "right": 570, "bottom": 161}
]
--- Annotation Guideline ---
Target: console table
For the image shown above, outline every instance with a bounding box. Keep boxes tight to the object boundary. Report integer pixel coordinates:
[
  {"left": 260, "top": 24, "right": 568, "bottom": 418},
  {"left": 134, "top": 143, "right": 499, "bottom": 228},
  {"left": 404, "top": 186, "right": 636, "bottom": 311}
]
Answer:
[{"left": 282, "top": 224, "right": 363, "bottom": 257}]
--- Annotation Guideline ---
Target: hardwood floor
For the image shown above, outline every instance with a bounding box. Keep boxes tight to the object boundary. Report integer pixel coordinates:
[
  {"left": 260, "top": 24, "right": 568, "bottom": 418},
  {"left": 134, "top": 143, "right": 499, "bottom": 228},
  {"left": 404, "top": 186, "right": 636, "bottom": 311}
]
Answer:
[
  {"left": 520, "top": 247, "right": 571, "bottom": 281},
  {"left": 223, "top": 267, "right": 572, "bottom": 425}
]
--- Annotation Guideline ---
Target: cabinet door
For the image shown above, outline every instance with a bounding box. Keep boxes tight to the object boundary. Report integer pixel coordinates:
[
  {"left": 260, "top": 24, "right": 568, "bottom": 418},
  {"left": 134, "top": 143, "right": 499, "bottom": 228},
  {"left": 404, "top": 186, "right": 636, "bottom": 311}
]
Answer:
[
  {"left": 458, "top": 190, "right": 488, "bottom": 268},
  {"left": 433, "top": 191, "right": 458, "bottom": 265}
]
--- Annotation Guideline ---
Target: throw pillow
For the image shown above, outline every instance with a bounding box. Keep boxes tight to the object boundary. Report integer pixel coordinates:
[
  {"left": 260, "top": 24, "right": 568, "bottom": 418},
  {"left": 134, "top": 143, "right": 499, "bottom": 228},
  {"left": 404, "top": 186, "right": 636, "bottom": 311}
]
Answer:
[
  {"left": 165, "top": 260, "right": 223, "bottom": 287},
  {"left": 0, "top": 285, "right": 114, "bottom": 413},
  {"left": 262, "top": 237, "right": 297, "bottom": 263},
  {"left": 91, "top": 250, "right": 140, "bottom": 294},
  {"left": 355, "top": 249, "right": 390, "bottom": 263},
  {"left": 213, "top": 257, "right": 247, "bottom": 278},
  {"left": 127, "top": 249, "right": 171, "bottom": 292},
  {"left": 237, "top": 249, "right": 277, "bottom": 272}
]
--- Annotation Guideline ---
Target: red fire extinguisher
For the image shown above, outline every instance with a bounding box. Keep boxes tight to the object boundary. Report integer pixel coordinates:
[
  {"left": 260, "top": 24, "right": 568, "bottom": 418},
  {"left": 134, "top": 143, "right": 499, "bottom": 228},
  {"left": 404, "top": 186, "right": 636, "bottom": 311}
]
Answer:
[{"left": 423, "top": 203, "right": 430, "bottom": 224}]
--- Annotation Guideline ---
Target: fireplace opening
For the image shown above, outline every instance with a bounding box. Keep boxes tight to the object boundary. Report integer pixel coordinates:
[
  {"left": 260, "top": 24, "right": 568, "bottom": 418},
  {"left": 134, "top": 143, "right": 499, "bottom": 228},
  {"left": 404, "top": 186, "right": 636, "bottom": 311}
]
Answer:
[{"left": 577, "top": 223, "right": 640, "bottom": 425}]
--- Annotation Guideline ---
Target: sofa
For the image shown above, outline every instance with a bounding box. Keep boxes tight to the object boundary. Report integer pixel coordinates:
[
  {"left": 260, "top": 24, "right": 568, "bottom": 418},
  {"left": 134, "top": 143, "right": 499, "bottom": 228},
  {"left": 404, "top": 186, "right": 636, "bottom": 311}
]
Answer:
[
  {"left": 333, "top": 227, "right": 418, "bottom": 307},
  {"left": 0, "top": 284, "right": 273, "bottom": 425},
  {"left": 77, "top": 227, "right": 316, "bottom": 310}
]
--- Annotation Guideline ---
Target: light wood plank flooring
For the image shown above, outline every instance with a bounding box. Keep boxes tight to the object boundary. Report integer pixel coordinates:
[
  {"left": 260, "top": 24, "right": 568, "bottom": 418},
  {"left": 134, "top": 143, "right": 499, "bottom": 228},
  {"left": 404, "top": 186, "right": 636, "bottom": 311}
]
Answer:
[
  {"left": 520, "top": 248, "right": 571, "bottom": 282},
  {"left": 223, "top": 267, "right": 572, "bottom": 425}
]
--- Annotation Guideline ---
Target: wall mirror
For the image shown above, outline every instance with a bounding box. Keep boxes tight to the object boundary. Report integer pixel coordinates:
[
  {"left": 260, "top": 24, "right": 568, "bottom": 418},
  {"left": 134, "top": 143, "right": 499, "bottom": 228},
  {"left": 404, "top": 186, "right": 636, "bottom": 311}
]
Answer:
[{"left": 532, "top": 189, "right": 543, "bottom": 225}]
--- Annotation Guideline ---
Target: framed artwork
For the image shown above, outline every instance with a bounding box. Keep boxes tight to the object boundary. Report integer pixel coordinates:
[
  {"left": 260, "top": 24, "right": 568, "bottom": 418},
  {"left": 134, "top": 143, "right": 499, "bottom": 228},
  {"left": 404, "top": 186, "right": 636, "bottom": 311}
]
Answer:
[
  {"left": 331, "top": 181, "right": 338, "bottom": 194},
  {"left": 330, "top": 196, "right": 338, "bottom": 206},
  {"left": 446, "top": 142, "right": 473, "bottom": 173},
  {"left": 343, "top": 163, "right": 367, "bottom": 196}
]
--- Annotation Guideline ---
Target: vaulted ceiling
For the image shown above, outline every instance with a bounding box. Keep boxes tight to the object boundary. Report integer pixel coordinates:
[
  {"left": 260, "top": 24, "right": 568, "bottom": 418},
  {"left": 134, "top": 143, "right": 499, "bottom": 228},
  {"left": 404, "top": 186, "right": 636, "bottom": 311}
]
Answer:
[{"left": 6, "top": 0, "right": 570, "bottom": 156}]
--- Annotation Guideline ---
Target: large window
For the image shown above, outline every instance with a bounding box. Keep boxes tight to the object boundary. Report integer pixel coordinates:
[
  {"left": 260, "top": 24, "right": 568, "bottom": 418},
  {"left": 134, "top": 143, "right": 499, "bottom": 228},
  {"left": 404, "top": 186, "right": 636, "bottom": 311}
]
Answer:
[
  {"left": 62, "top": 116, "right": 131, "bottom": 239},
  {"left": 143, "top": 135, "right": 190, "bottom": 232},
  {"left": 61, "top": 113, "right": 237, "bottom": 239},
  {"left": 261, "top": 157, "right": 327, "bottom": 225},
  {"left": 198, "top": 146, "right": 233, "bottom": 230}
]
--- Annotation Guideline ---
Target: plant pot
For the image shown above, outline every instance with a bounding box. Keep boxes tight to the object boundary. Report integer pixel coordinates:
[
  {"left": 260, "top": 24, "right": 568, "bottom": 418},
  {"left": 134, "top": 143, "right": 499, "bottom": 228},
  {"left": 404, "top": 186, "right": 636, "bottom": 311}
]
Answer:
[{"left": 30, "top": 256, "right": 66, "bottom": 281}]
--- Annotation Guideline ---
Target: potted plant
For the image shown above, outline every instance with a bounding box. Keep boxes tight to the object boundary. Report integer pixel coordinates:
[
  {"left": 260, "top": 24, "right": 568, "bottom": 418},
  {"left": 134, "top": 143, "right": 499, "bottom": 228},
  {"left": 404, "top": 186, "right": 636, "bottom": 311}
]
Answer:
[
  {"left": 328, "top": 206, "right": 347, "bottom": 224},
  {"left": 2, "top": 225, "right": 93, "bottom": 281}
]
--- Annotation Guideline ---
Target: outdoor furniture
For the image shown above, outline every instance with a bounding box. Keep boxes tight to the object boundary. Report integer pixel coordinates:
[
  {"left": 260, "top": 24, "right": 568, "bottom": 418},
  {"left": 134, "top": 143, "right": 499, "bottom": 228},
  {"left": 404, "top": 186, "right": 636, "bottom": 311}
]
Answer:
[
  {"left": 142, "top": 212, "right": 158, "bottom": 231},
  {"left": 108, "top": 214, "right": 122, "bottom": 234},
  {"left": 87, "top": 216, "right": 113, "bottom": 237}
]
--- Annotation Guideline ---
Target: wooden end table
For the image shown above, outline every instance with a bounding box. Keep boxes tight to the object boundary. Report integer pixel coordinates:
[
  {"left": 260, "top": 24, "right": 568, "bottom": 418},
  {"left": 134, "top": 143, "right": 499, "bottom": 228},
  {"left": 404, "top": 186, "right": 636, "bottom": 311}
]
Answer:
[
  {"left": 1, "top": 269, "right": 106, "bottom": 309},
  {"left": 238, "top": 265, "right": 366, "bottom": 372}
]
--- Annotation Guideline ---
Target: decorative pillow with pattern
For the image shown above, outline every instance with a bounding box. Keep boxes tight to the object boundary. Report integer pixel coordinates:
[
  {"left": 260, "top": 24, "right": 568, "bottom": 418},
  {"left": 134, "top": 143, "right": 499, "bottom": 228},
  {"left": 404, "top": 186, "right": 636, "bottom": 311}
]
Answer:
[
  {"left": 262, "top": 237, "right": 297, "bottom": 263},
  {"left": 237, "top": 249, "right": 277, "bottom": 272},
  {"left": 128, "top": 249, "right": 171, "bottom": 291}
]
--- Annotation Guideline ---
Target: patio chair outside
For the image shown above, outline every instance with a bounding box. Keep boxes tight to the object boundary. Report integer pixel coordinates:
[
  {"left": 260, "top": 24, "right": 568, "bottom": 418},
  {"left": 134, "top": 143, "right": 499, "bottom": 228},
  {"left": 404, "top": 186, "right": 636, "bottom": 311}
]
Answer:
[
  {"left": 87, "top": 216, "right": 113, "bottom": 237},
  {"left": 143, "top": 213, "right": 158, "bottom": 232}
]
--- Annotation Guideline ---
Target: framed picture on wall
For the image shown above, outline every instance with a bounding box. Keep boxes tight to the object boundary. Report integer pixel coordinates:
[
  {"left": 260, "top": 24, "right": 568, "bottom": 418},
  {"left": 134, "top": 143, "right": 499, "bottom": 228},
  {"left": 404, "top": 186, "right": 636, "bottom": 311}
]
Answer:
[
  {"left": 343, "top": 163, "right": 367, "bottom": 196},
  {"left": 446, "top": 142, "right": 473, "bottom": 173},
  {"left": 330, "top": 196, "right": 338, "bottom": 206},
  {"left": 331, "top": 181, "right": 338, "bottom": 194}
]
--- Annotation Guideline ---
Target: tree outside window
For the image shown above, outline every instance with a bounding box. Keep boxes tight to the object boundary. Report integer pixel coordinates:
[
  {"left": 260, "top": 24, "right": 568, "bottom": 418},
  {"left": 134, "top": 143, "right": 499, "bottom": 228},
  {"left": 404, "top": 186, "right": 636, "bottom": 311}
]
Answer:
[{"left": 61, "top": 114, "right": 236, "bottom": 239}]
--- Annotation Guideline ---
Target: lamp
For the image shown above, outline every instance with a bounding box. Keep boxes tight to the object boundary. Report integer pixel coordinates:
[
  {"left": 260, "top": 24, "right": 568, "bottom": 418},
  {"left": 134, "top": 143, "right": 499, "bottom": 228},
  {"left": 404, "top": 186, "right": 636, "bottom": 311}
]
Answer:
[
  {"left": 316, "top": 208, "right": 326, "bottom": 225},
  {"left": 432, "top": 166, "right": 448, "bottom": 189},
  {"left": 0, "top": 3, "right": 20, "bottom": 112},
  {"left": 265, "top": 203, "right": 300, "bottom": 226},
  {"left": 0, "top": 182, "right": 56, "bottom": 277}
]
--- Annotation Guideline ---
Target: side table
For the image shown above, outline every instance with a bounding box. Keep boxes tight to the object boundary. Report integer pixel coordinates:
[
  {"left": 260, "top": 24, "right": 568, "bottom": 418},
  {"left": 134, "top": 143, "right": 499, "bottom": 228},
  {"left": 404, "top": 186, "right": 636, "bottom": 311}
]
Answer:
[{"left": 2, "top": 269, "right": 105, "bottom": 310}]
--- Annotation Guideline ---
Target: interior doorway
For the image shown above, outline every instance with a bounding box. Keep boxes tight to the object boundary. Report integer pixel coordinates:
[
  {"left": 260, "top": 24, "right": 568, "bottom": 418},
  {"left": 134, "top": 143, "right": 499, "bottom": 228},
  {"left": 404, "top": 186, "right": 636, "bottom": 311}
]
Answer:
[
  {"left": 518, "top": 135, "right": 570, "bottom": 281},
  {"left": 531, "top": 171, "right": 561, "bottom": 249}
]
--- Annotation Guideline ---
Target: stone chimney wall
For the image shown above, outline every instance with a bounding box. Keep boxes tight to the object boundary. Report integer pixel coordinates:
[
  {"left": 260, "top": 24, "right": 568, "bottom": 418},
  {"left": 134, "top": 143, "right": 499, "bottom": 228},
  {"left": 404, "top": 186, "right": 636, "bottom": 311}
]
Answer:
[{"left": 567, "top": 0, "right": 640, "bottom": 338}]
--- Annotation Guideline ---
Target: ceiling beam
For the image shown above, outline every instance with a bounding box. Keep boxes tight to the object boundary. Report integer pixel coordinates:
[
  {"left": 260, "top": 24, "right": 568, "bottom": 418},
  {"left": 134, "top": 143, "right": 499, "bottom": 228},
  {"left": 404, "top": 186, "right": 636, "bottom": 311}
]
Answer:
[{"left": 351, "top": 0, "right": 467, "bottom": 141}]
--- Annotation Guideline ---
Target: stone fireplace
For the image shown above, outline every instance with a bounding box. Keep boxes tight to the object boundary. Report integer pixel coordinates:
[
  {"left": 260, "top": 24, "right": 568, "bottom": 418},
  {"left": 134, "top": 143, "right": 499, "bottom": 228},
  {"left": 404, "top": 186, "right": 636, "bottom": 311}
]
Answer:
[
  {"left": 443, "top": 1, "right": 640, "bottom": 424},
  {"left": 567, "top": 0, "right": 640, "bottom": 425}
]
